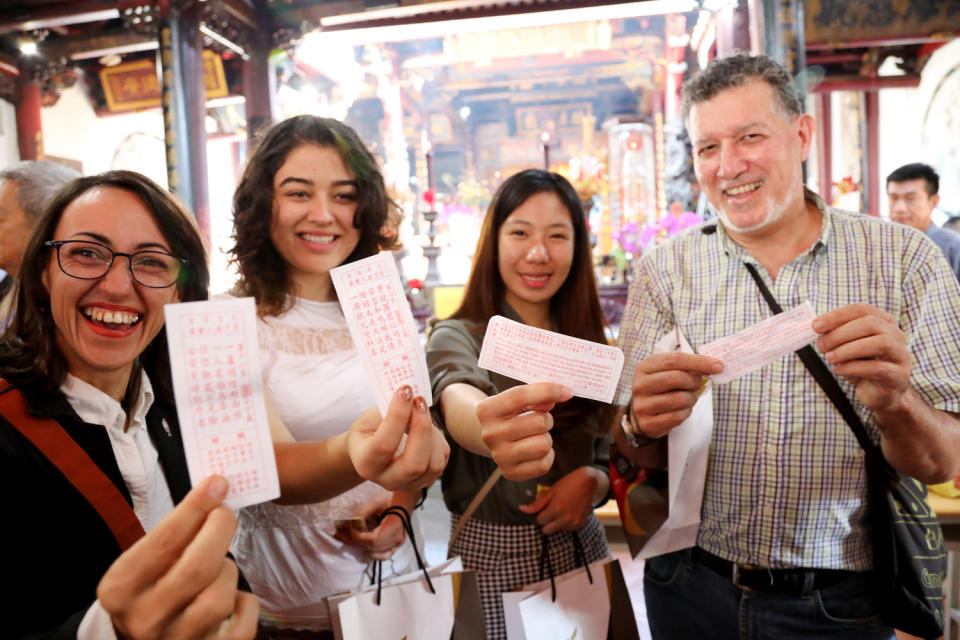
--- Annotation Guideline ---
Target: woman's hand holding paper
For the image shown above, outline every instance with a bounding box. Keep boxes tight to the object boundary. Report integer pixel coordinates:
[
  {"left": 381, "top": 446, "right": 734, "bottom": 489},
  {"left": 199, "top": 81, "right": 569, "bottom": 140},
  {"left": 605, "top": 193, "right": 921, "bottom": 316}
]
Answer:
[{"left": 347, "top": 385, "right": 449, "bottom": 492}]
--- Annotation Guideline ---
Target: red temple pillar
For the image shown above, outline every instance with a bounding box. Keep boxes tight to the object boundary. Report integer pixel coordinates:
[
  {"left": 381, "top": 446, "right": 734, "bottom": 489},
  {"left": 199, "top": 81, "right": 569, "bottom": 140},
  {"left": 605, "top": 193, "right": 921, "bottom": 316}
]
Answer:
[
  {"left": 243, "top": 28, "right": 276, "bottom": 149},
  {"left": 16, "top": 60, "right": 42, "bottom": 161}
]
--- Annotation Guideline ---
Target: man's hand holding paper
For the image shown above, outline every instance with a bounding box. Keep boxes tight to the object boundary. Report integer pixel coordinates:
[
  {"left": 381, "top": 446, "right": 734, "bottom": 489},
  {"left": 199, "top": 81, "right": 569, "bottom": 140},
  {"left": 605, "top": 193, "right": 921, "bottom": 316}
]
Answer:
[
  {"left": 629, "top": 351, "right": 721, "bottom": 439},
  {"left": 813, "top": 302, "right": 911, "bottom": 413}
]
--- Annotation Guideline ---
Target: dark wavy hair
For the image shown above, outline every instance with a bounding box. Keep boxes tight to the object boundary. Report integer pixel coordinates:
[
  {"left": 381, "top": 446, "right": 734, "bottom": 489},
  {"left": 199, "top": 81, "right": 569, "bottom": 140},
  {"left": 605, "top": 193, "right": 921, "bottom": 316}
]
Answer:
[
  {"left": 0, "top": 170, "right": 209, "bottom": 409},
  {"left": 230, "top": 115, "right": 400, "bottom": 317},
  {"left": 451, "top": 169, "right": 606, "bottom": 344}
]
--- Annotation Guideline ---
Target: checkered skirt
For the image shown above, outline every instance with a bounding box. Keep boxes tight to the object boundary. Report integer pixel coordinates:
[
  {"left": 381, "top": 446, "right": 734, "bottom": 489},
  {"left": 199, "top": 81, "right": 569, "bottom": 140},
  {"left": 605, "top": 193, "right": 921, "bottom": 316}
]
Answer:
[{"left": 449, "top": 513, "right": 610, "bottom": 640}]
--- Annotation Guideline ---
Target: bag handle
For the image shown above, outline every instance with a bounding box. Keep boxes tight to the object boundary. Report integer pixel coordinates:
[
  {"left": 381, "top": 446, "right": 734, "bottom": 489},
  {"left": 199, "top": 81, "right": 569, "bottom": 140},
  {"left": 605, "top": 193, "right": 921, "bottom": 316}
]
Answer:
[
  {"left": 0, "top": 383, "right": 146, "bottom": 550},
  {"left": 448, "top": 468, "right": 502, "bottom": 548},
  {"left": 537, "top": 529, "right": 592, "bottom": 603},
  {"left": 372, "top": 505, "right": 435, "bottom": 605},
  {"left": 743, "top": 265, "right": 897, "bottom": 482}
]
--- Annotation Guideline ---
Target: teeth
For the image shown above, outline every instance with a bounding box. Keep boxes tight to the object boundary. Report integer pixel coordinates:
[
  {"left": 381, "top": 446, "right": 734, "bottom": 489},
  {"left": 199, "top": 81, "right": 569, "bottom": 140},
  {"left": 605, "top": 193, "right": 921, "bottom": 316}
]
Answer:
[
  {"left": 83, "top": 307, "right": 141, "bottom": 325},
  {"left": 302, "top": 233, "right": 335, "bottom": 244},
  {"left": 726, "top": 182, "right": 761, "bottom": 196}
]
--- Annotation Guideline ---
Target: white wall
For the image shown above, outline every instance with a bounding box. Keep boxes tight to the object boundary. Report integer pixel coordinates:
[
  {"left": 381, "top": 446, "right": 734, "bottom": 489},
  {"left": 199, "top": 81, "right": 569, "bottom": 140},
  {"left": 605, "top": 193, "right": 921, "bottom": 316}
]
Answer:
[
  {"left": 878, "top": 38, "right": 960, "bottom": 219},
  {"left": 0, "top": 98, "right": 19, "bottom": 168},
  {"left": 40, "top": 79, "right": 167, "bottom": 185}
]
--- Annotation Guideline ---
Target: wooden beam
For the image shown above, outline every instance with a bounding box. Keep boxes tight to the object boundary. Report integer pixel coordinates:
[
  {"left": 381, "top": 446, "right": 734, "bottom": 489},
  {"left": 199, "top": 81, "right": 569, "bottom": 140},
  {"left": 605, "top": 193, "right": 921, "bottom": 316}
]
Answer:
[
  {"left": 39, "top": 29, "right": 156, "bottom": 61},
  {"left": 221, "top": 0, "right": 260, "bottom": 31},
  {"left": 814, "top": 91, "right": 832, "bottom": 204},
  {"left": 0, "top": 1, "right": 123, "bottom": 35},
  {"left": 806, "top": 34, "right": 954, "bottom": 50},
  {"left": 810, "top": 74, "right": 921, "bottom": 93},
  {"left": 864, "top": 91, "right": 879, "bottom": 217}
]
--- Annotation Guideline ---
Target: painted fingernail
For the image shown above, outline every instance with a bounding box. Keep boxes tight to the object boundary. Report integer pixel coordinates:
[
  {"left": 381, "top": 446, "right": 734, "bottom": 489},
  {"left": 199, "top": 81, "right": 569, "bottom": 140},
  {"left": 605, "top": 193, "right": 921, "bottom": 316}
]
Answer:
[
  {"left": 398, "top": 385, "right": 413, "bottom": 402},
  {"left": 208, "top": 475, "right": 229, "bottom": 500},
  {"left": 413, "top": 397, "right": 428, "bottom": 413}
]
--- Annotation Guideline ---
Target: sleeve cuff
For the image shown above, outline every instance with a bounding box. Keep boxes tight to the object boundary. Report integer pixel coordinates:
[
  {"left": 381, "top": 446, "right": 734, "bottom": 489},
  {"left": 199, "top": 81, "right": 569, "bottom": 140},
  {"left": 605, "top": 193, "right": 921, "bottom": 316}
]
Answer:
[{"left": 78, "top": 600, "right": 119, "bottom": 640}]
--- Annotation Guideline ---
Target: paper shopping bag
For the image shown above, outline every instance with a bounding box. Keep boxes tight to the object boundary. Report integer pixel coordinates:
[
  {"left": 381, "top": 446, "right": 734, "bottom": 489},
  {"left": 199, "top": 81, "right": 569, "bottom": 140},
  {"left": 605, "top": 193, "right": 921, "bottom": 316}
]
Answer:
[
  {"left": 503, "top": 558, "right": 639, "bottom": 640},
  {"left": 330, "top": 561, "right": 486, "bottom": 640},
  {"left": 612, "top": 326, "right": 713, "bottom": 559},
  {"left": 610, "top": 445, "right": 669, "bottom": 559}
]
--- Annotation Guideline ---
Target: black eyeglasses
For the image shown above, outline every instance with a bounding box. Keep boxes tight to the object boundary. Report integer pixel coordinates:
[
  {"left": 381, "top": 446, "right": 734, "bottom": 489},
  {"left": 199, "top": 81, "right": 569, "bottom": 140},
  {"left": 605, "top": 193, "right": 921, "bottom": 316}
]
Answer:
[{"left": 44, "top": 240, "right": 188, "bottom": 289}]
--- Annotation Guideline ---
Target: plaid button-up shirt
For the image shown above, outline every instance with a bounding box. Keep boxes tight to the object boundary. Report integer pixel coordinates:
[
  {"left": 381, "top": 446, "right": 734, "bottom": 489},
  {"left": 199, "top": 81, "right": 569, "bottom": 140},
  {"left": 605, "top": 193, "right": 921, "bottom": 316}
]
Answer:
[{"left": 616, "top": 189, "right": 960, "bottom": 570}]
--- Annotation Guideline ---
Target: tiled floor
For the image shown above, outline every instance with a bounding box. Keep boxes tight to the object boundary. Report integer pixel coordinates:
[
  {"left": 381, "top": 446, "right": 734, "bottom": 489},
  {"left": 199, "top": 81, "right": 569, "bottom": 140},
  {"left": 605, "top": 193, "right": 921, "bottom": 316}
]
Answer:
[{"left": 417, "top": 482, "right": 653, "bottom": 639}]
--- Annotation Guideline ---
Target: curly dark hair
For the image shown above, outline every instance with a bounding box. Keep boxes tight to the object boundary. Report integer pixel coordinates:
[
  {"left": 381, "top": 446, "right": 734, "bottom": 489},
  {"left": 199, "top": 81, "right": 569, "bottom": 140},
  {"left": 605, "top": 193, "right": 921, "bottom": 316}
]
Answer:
[
  {"left": 230, "top": 116, "right": 400, "bottom": 317},
  {"left": 0, "top": 170, "right": 209, "bottom": 409},
  {"left": 681, "top": 52, "right": 803, "bottom": 123}
]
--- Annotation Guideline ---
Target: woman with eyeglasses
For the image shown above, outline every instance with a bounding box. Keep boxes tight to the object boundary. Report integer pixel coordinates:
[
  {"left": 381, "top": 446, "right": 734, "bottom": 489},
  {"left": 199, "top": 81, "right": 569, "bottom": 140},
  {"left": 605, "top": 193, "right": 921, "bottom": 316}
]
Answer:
[
  {"left": 0, "top": 171, "right": 259, "bottom": 639},
  {"left": 0, "top": 170, "right": 442, "bottom": 640}
]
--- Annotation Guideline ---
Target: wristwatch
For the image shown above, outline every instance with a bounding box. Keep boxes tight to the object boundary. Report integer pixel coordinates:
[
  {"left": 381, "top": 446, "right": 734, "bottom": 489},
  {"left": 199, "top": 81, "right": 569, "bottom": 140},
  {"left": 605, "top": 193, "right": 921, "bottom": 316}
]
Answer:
[{"left": 620, "top": 406, "right": 663, "bottom": 448}]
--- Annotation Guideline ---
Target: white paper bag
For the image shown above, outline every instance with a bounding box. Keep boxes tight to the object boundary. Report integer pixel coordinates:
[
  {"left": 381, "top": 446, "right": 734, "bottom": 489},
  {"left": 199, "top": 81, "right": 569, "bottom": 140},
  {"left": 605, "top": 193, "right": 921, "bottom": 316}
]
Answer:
[{"left": 503, "top": 559, "right": 614, "bottom": 640}]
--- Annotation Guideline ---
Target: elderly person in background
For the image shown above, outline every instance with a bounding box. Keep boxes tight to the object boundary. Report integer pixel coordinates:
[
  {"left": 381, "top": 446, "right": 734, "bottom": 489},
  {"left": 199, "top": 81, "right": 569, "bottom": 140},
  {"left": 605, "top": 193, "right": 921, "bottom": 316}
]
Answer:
[{"left": 0, "top": 160, "right": 80, "bottom": 327}]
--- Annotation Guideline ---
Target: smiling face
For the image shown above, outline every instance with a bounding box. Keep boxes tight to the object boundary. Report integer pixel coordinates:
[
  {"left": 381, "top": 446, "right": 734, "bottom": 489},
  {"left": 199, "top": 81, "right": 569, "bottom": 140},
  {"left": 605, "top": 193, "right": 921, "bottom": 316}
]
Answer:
[
  {"left": 42, "top": 186, "right": 181, "bottom": 395},
  {"left": 497, "top": 191, "right": 574, "bottom": 325},
  {"left": 887, "top": 178, "right": 939, "bottom": 231},
  {"left": 270, "top": 144, "right": 361, "bottom": 301},
  {"left": 688, "top": 79, "right": 813, "bottom": 240}
]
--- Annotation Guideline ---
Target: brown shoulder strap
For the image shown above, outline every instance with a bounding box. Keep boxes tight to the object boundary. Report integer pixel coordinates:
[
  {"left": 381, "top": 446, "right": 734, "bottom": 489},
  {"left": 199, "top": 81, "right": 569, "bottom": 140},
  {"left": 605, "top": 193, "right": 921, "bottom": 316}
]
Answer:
[{"left": 0, "top": 384, "right": 146, "bottom": 551}]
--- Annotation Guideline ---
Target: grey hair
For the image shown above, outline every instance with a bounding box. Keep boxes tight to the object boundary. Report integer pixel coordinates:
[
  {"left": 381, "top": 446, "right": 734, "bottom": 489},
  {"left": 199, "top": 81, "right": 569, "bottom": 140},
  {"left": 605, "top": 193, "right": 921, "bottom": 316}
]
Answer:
[
  {"left": 0, "top": 160, "right": 81, "bottom": 223},
  {"left": 681, "top": 52, "right": 803, "bottom": 124}
]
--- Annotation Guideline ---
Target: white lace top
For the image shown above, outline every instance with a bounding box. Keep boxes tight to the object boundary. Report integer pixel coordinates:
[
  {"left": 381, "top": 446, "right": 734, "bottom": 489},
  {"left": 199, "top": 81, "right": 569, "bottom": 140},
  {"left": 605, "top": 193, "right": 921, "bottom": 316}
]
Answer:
[{"left": 230, "top": 296, "right": 414, "bottom": 630}]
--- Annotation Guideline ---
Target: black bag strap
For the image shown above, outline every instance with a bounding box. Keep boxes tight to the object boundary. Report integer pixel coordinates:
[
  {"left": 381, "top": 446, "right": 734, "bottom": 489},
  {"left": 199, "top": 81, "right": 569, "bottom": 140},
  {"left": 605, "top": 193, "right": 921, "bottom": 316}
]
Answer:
[
  {"left": 371, "top": 505, "right": 435, "bottom": 605},
  {"left": 743, "top": 264, "right": 883, "bottom": 460}
]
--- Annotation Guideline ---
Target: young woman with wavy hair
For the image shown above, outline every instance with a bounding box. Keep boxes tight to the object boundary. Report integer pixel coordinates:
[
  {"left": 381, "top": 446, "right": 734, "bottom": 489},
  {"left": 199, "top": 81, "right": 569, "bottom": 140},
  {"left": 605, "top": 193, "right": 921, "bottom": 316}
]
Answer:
[{"left": 228, "top": 115, "right": 443, "bottom": 638}]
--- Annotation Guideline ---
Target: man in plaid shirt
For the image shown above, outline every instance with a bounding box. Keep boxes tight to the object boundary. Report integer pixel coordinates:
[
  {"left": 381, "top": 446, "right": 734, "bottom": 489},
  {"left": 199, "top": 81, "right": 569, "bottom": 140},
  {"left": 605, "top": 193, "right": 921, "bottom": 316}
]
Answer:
[{"left": 615, "top": 53, "right": 960, "bottom": 638}]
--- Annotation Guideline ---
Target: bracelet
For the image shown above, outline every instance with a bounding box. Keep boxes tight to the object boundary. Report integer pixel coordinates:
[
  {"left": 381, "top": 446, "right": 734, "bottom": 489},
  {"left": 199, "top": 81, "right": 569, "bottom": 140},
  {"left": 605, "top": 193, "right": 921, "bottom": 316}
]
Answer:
[{"left": 620, "top": 406, "right": 663, "bottom": 448}]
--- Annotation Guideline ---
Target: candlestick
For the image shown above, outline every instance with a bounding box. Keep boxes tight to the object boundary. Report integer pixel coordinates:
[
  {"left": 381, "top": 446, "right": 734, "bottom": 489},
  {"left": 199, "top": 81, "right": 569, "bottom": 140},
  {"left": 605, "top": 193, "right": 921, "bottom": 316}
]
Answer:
[
  {"left": 426, "top": 150, "right": 435, "bottom": 192},
  {"left": 540, "top": 131, "right": 550, "bottom": 171}
]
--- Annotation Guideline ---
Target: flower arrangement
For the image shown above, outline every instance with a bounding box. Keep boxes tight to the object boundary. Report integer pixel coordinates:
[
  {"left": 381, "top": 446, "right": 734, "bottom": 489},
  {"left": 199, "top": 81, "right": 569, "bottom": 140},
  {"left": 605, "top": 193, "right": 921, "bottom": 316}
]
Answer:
[{"left": 455, "top": 178, "right": 494, "bottom": 211}]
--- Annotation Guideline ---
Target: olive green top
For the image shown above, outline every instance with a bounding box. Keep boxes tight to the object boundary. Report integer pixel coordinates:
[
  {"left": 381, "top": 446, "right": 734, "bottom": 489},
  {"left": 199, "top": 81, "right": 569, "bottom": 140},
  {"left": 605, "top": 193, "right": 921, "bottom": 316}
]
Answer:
[{"left": 426, "top": 304, "right": 610, "bottom": 526}]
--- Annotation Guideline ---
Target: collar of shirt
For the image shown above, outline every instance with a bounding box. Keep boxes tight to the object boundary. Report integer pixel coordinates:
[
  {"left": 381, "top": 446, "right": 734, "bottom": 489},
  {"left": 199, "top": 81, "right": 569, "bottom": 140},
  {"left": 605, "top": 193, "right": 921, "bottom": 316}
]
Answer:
[
  {"left": 61, "top": 371, "right": 173, "bottom": 532},
  {"left": 61, "top": 370, "right": 154, "bottom": 430},
  {"left": 712, "top": 186, "right": 832, "bottom": 264}
]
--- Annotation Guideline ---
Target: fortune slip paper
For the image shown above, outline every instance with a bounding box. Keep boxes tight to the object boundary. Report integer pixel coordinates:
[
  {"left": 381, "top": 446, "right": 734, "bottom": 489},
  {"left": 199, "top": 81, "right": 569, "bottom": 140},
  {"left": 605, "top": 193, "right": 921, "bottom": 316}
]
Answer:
[
  {"left": 698, "top": 301, "right": 819, "bottom": 385},
  {"left": 477, "top": 315, "right": 624, "bottom": 403}
]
